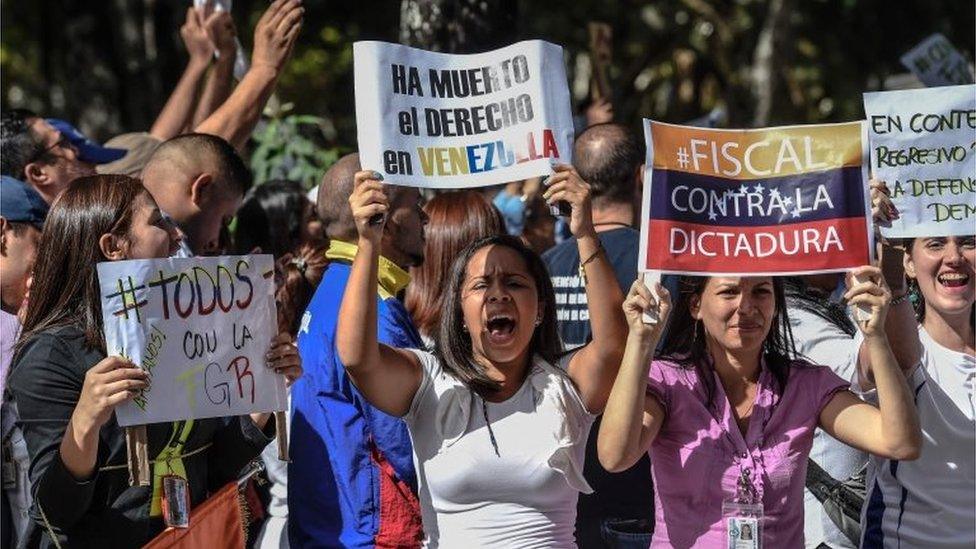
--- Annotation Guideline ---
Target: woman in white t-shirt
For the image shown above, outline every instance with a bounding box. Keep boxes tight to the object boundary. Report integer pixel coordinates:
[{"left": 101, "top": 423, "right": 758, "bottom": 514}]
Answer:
[
  {"left": 334, "top": 167, "right": 628, "bottom": 548},
  {"left": 860, "top": 185, "right": 975, "bottom": 548}
]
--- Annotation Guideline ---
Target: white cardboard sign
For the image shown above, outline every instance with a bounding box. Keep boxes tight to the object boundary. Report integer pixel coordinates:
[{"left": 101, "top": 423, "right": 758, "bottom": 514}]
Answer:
[
  {"left": 864, "top": 84, "right": 976, "bottom": 238},
  {"left": 97, "top": 255, "right": 286, "bottom": 426},
  {"left": 900, "top": 34, "right": 974, "bottom": 88},
  {"left": 354, "top": 40, "right": 574, "bottom": 188}
]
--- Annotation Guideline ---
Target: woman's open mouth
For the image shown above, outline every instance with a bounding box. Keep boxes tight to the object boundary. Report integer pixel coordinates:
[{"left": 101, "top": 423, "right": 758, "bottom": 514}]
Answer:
[
  {"left": 485, "top": 314, "right": 517, "bottom": 345},
  {"left": 937, "top": 271, "right": 972, "bottom": 292}
]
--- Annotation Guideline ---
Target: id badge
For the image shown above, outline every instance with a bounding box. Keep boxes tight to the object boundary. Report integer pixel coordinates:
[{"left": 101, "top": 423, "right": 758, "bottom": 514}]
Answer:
[
  {"left": 723, "top": 500, "right": 763, "bottom": 549},
  {"left": 161, "top": 475, "right": 190, "bottom": 528}
]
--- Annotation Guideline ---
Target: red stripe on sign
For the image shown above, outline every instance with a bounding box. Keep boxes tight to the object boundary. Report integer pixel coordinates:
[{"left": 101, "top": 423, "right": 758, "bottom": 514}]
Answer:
[{"left": 645, "top": 217, "right": 870, "bottom": 274}]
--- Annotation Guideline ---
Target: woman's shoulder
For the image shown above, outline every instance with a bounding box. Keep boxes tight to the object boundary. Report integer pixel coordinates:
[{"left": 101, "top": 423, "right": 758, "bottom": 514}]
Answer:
[
  {"left": 9, "top": 326, "right": 98, "bottom": 385},
  {"left": 649, "top": 357, "right": 698, "bottom": 383}
]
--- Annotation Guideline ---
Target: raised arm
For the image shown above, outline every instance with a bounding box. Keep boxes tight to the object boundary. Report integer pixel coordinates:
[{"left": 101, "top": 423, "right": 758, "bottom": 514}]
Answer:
[
  {"left": 335, "top": 170, "right": 423, "bottom": 417},
  {"left": 191, "top": 10, "right": 237, "bottom": 129},
  {"left": 149, "top": 7, "right": 212, "bottom": 140},
  {"left": 857, "top": 180, "right": 922, "bottom": 388},
  {"left": 195, "top": 0, "right": 303, "bottom": 150},
  {"left": 820, "top": 266, "right": 921, "bottom": 460},
  {"left": 543, "top": 164, "right": 628, "bottom": 412},
  {"left": 598, "top": 280, "right": 670, "bottom": 472}
]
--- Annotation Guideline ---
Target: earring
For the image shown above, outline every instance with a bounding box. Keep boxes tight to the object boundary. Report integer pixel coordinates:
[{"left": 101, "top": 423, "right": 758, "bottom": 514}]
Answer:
[
  {"left": 534, "top": 317, "right": 542, "bottom": 326},
  {"left": 462, "top": 324, "right": 469, "bottom": 332}
]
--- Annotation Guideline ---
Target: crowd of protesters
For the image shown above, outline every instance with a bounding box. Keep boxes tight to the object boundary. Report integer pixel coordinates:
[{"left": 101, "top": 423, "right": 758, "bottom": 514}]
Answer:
[{"left": 0, "top": 1, "right": 973, "bottom": 548}]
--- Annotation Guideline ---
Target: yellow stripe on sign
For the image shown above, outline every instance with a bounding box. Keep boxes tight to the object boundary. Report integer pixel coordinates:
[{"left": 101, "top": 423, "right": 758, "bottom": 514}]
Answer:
[{"left": 649, "top": 121, "right": 863, "bottom": 180}]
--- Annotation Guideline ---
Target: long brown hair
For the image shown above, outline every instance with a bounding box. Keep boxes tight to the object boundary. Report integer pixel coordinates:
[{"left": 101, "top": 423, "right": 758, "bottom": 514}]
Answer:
[
  {"left": 405, "top": 191, "right": 504, "bottom": 338},
  {"left": 18, "top": 174, "right": 146, "bottom": 352},
  {"left": 276, "top": 242, "right": 329, "bottom": 336}
]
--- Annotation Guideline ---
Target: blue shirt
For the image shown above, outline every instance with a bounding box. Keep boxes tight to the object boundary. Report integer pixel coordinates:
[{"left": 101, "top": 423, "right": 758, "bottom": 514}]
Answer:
[{"left": 288, "top": 258, "right": 423, "bottom": 548}]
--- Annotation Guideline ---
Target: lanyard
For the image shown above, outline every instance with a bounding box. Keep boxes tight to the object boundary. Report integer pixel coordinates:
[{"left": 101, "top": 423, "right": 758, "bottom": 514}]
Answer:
[{"left": 149, "top": 419, "right": 194, "bottom": 516}]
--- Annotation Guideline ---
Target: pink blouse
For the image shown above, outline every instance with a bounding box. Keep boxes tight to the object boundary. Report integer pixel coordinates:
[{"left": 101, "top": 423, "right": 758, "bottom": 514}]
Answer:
[{"left": 646, "top": 359, "right": 849, "bottom": 548}]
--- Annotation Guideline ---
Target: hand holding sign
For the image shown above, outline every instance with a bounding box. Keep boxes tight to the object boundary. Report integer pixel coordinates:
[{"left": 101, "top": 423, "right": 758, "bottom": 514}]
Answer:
[
  {"left": 623, "top": 279, "right": 671, "bottom": 339},
  {"left": 75, "top": 356, "right": 149, "bottom": 432},
  {"left": 350, "top": 170, "right": 389, "bottom": 243},
  {"left": 844, "top": 266, "right": 892, "bottom": 336},
  {"left": 266, "top": 332, "right": 302, "bottom": 386},
  {"left": 543, "top": 164, "right": 595, "bottom": 238}
]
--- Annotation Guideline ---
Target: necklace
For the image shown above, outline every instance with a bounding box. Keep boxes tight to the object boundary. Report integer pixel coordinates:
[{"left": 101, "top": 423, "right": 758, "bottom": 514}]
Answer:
[{"left": 592, "top": 221, "right": 631, "bottom": 229}]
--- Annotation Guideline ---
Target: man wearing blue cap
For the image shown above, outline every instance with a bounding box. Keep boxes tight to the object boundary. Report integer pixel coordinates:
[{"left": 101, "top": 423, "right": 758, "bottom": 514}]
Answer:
[
  {"left": 0, "top": 110, "right": 99, "bottom": 205},
  {"left": 46, "top": 119, "right": 127, "bottom": 166},
  {"left": 0, "top": 175, "right": 48, "bottom": 548}
]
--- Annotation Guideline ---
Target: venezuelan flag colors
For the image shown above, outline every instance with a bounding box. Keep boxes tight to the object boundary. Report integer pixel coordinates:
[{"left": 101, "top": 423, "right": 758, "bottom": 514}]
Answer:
[{"left": 639, "top": 120, "right": 873, "bottom": 275}]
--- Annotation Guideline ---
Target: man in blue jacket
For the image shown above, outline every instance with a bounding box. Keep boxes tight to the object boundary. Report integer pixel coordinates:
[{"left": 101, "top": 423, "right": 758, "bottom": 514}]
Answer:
[{"left": 289, "top": 153, "right": 427, "bottom": 548}]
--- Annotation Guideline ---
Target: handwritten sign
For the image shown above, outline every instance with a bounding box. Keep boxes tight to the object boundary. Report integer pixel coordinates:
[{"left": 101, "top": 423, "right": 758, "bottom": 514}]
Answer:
[
  {"left": 97, "top": 255, "right": 286, "bottom": 426},
  {"left": 864, "top": 85, "right": 976, "bottom": 238},
  {"left": 900, "top": 34, "right": 974, "bottom": 88},
  {"left": 639, "top": 121, "right": 873, "bottom": 275},
  {"left": 354, "top": 40, "right": 574, "bottom": 188}
]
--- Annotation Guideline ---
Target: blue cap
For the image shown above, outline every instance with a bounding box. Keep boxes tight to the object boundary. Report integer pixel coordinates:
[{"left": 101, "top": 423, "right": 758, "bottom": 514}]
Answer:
[
  {"left": 47, "top": 119, "right": 127, "bottom": 164},
  {"left": 1, "top": 176, "right": 48, "bottom": 228}
]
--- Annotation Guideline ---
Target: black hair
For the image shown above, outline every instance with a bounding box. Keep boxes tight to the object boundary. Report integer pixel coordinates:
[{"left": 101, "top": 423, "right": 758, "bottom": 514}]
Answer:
[
  {"left": 233, "top": 180, "right": 313, "bottom": 257},
  {"left": 574, "top": 123, "right": 642, "bottom": 206},
  {"left": 657, "top": 276, "right": 797, "bottom": 406},
  {"left": 784, "top": 277, "right": 856, "bottom": 337},
  {"left": 1, "top": 109, "right": 44, "bottom": 178},
  {"left": 434, "top": 234, "right": 562, "bottom": 396}
]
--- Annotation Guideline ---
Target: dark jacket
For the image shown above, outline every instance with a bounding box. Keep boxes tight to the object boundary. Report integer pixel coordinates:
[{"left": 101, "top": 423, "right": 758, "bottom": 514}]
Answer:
[{"left": 6, "top": 325, "right": 273, "bottom": 548}]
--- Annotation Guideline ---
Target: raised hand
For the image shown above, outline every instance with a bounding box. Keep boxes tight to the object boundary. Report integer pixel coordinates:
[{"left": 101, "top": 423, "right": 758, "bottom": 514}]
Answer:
[
  {"left": 623, "top": 280, "right": 671, "bottom": 339},
  {"left": 543, "top": 164, "right": 595, "bottom": 238},
  {"left": 205, "top": 10, "right": 237, "bottom": 59},
  {"left": 252, "top": 0, "right": 304, "bottom": 75},
  {"left": 870, "top": 179, "right": 899, "bottom": 227},
  {"left": 844, "top": 265, "right": 892, "bottom": 336},
  {"left": 266, "top": 332, "right": 302, "bottom": 386},
  {"left": 350, "top": 170, "right": 389, "bottom": 245},
  {"left": 180, "top": 7, "right": 215, "bottom": 63},
  {"left": 73, "top": 356, "right": 148, "bottom": 432}
]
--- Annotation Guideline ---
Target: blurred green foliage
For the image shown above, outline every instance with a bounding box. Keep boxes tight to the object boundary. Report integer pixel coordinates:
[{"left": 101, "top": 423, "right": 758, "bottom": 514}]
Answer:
[{"left": 250, "top": 109, "right": 344, "bottom": 190}]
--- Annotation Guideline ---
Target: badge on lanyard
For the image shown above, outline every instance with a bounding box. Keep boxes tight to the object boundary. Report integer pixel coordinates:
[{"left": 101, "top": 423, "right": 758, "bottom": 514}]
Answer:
[
  {"left": 723, "top": 468, "right": 763, "bottom": 549},
  {"left": 161, "top": 474, "right": 190, "bottom": 528}
]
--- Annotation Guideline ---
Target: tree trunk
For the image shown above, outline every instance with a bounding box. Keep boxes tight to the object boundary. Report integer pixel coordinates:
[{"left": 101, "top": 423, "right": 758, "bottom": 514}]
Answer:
[{"left": 751, "top": 0, "right": 795, "bottom": 127}]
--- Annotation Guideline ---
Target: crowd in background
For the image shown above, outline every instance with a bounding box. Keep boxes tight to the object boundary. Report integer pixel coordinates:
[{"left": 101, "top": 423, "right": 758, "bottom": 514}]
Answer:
[{"left": 0, "top": 1, "right": 973, "bottom": 548}]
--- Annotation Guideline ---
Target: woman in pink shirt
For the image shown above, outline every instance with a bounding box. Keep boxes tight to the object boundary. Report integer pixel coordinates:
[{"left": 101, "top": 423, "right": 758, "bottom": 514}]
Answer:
[{"left": 598, "top": 271, "right": 921, "bottom": 548}]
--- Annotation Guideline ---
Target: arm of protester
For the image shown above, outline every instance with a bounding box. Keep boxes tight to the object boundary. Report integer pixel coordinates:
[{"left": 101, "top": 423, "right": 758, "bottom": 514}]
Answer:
[
  {"left": 598, "top": 280, "right": 670, "bottom": 472},
  {"left": 856, "top": 180, "right": 922, "bottom": 389},
  {"left": 195, "top": 0, "right": 303, "bottom": 150},
  {"left": 149, "top": 7, "right": 212, "bottom": 140},
  {"left": 6, "top": 334, "right": 147, "bottom": 531},
  {"left": 191, "top": 10, "right": 237, "bottom": 129},
  {"left": 545, "top": 164, "right": 629, "bottom": 413},
  {"left": 585, "top": 98, "right": 614, "bottom": 126},
  {"left": 821, "top": 266, "right": 922, "bottom": 460},
  {"left": 247, "top": 332, "right": 303, "bottom": 430},
  {"left": 335, "top": 170, "right": 424, "bottom": 417}
]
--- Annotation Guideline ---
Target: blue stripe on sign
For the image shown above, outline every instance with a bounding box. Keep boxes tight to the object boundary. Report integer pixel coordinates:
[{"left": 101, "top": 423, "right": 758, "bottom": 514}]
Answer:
[
  {"left": 649, "top": 166, "right": 866, "bottom": 227},
  {"left": 863, "top": 479, "right": 887, "bottom": 549}
]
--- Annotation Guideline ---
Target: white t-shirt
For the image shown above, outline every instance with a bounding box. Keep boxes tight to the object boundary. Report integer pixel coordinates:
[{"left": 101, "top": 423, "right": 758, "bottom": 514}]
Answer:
[
  {"left": 404, "top": 350, "right": 595, "bottom": 549},
  {"left": 860, "top": 326, "right": 976, "bottom": 548},
  {"left": 789, "top": 307, "right": 865, "bottom": 549}
]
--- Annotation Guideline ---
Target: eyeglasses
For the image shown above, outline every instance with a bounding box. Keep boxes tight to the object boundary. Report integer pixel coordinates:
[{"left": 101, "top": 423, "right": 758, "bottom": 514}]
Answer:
[{"left": 28, "top": 133, "right": 75, "bottom": 164}]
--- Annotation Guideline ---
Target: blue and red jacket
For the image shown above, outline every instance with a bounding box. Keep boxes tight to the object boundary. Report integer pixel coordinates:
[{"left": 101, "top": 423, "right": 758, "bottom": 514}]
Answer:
[{"left": 289, "top": 241, "right": 423, "bottom": 548}]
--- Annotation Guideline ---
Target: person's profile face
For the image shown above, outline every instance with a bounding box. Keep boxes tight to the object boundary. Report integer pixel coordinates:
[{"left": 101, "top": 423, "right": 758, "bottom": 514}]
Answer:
[
  {"left": 122, "top": 192, "right": 182, "bottom": 260},
  {"left": 195, "top": 181, "right": 242, "bottom": 255},
  {"left": 0, "top": 221, "right": 41, "bottom": 312},
  {"left": 28, "top": 119, "right": 96, "bottom": 193},
  {"left": 388, "top": 187, "right": 427, "bottom": 266}
]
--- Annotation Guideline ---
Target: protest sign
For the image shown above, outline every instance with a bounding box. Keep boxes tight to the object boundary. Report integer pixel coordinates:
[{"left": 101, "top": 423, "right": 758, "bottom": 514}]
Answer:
[
  {"left": 639, "top": 121, "right": 872, "bottom": 276},
  {"left": 900, "top": 34, "right": 974, "bottom": 88},
  {"left": 97, "top": 255, "right": 286, "bottom": 427},
  {"left": 354, "top": 40, "right": 574, "bottom": 188},
  {"left": 864, "top": 85, "right": 976, "bottom": 238}
]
